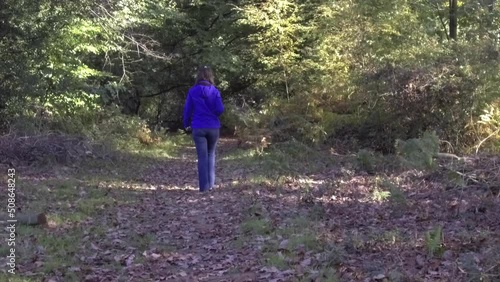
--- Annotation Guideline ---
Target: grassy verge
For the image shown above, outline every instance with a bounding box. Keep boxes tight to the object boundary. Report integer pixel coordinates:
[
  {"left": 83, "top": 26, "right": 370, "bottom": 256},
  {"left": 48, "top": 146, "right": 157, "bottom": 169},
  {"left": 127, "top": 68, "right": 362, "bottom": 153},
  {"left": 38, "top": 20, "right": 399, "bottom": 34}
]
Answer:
[
  {"left": 0, "top": 133, "right": 188, "bottom": 280},
  {"left": 237, "top": 200, "right": 342, "bottom": 281},
  {"left": 230, "top": 137, "right": 500, "bottom": 281}
]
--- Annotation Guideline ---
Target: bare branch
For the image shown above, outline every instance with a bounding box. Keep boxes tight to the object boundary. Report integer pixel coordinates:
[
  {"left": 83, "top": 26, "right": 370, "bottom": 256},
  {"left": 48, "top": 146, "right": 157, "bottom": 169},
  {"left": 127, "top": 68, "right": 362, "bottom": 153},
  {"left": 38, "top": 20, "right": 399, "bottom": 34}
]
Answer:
[
  {"left": 222, "top": 35, "right": 245, "bottom": 51},
  {"left": 427, "top": 0, "right": 449, "bottom": 40},
  {"left": 124, "top": 34, "right": 175, "bottom": 61},
  {"left": 140, "top": 84, "right": 190, "bottom": 98},
  {"left": 119, "top": 52, "right": 127, "bottom": 84}
]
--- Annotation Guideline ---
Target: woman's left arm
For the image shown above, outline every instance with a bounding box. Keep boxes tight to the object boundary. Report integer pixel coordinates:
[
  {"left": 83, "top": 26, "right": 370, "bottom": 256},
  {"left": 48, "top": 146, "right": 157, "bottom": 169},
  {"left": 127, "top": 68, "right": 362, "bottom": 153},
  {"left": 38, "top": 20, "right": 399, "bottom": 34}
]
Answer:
[
  {"left": 183, "top": 91, "right": 193, "bottom": 128},
  {"left": 214, "top": 88, "right": 224, "bottom": 116}
]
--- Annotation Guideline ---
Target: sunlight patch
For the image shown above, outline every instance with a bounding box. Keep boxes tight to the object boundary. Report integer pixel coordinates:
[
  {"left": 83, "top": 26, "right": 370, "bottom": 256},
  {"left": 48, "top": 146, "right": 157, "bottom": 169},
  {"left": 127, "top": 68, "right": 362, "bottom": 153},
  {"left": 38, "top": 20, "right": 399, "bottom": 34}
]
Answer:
[{"left": 296, "top": 178, "right": 325, "bottom": 185}]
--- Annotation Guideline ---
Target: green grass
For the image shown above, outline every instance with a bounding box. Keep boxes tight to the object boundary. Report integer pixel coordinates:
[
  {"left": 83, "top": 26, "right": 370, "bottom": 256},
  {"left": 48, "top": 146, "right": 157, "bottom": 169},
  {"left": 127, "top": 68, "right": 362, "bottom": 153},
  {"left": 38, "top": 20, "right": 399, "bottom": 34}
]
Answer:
[
  {"left": 223, "top": 139, "right": 340, "bottom": 180},
  {"left": 110, "top": 131, "right": 189, "bottom": 157},
  {"left": 288, "top": 231, "right": 321, "bottom": 251},
  {"left": 281, "top": 216, "right": 313, "bottom": 235},
  {"left": 308, "top": 204, "right": 326, "bottom": 220},
  {"left": 295, "top": 268, "right": 339, "bottom": 282},
  {"left": 39, "top": 230, "right": 81, "bottom": 256},
  {"left": 247, "top": 175, "right": 276, "bottom": 185},
  {"left": 247, "top": 214, "right": 332, "bottom": 274},
  {"left": 131, "top": 233, "right": 156, "bottom": 251},
  {"left": 130, "top": 133, "right": 189, "bottom": 159},
  {"left": 241, "top": 218, "right": 273, "bottom": 235},
  {"left": 0, "top": 245, "right": 10, "bottom": 257},
  {"left": 222, "top": 148, "right": 260, "bottom": 161},
  {"left": 263, "top": 253, "right": 289, "bottom": 270},
  {"left": 0, "top": 275, "right": 37, "bottom": 282},
  {"left": 2, "top": 128, "right": 194, "bottom": 281},
  {"left": 317, "top": 268, "right": 340, "bottom": 282},
  {"left": 88, "top": 225, "right": 108, "bottom": 238},
  {"left": 376, "top": 230, "right": 404, "bottom": 246},
  {"left": 13, "top": 225, "right": 83, "bottom": 276},
  {"left": 10, "top": 149, "right": 151, "bottom": 281},
  {"left": 47, "top": 214, "right": 87, "bottom": 226},
  {"left": 232, "top": 237, "right": 247, "bottom": 249},
  {"left": 77, "top": 197, "right": 115, "bottom": 215},
  {"left": 52, "top": 180, "right": 80, "bottom": 198}
]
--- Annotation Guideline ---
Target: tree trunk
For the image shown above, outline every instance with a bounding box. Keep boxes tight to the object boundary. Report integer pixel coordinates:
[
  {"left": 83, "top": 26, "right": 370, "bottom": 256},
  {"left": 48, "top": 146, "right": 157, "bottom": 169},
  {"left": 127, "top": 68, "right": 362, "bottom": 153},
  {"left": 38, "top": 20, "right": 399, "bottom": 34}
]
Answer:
[{"left": 449, "top": 0, "right": 458, "bottom": 40}]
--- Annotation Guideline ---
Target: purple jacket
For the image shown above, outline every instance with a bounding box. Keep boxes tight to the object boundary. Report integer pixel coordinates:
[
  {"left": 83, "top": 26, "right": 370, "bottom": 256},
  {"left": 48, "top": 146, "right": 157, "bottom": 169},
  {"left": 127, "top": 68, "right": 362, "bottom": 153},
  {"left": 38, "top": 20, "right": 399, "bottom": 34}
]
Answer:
[{"left": 183, "top": 81, "right": 224, "bottom": 129}]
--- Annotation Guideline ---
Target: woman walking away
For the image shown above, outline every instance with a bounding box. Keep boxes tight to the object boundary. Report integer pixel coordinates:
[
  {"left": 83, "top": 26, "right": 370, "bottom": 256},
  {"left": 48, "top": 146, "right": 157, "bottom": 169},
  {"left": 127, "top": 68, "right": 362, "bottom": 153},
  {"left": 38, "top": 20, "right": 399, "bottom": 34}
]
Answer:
[{"left": 183, "top": 66, "right": 224, "bottom": 192}]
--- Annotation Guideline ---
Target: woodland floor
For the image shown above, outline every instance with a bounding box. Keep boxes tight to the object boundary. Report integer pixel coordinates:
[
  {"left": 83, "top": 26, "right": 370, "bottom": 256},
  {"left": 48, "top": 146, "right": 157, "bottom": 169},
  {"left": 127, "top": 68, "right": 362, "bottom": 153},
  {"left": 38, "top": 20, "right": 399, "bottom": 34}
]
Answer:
[{"left": 0, "top": 136, "right": 499, "bottom": 282}]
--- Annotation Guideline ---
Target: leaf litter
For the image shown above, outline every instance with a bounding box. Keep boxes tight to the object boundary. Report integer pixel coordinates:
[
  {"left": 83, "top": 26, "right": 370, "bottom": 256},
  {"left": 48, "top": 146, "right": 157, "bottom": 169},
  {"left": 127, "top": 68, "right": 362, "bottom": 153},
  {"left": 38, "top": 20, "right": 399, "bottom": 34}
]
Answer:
[{"left": 0, "top": 138, "right": 498, "bottom": 281}]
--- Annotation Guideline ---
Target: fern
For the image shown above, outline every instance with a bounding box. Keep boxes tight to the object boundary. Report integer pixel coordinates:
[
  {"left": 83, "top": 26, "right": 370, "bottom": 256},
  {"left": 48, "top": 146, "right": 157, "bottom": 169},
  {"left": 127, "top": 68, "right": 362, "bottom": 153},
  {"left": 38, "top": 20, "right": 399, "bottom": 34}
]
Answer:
[
  {"left": 381, "top": 179, "right": 407, "bottom": 208},
  {"left": 395, "top": 131, "right": 440, "bottom": 170},
  {"left": 425, "top": 226, "right": 444, "bottom": 257}
]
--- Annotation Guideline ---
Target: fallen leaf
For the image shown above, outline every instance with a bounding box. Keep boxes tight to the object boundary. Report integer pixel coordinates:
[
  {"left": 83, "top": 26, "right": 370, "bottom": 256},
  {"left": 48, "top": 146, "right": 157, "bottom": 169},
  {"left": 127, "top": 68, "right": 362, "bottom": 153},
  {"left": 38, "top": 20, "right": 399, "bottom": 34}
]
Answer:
[
  {"left": 126, "top": 254, "right": 135, "bottom": 266},
  {"left": 114, "top": 254, "right": 125, "bottom": 263},
  {"left": 443, "top": 250, "right": 454, "bottom": 261},
  {"left": 416, "top": 255, "right": 426, "bottom": 268},
  {"left": 84, "top": 275, "right": 98, "bottom": 282},
  {"left": 300, "top": 258, "right": 311, "bottom": 267},
  {"left": 278, "top": 239, "right": 289, "bottom": 250},
  {"left": 90, "top": 243, "right": 100, "bottom": 250}
]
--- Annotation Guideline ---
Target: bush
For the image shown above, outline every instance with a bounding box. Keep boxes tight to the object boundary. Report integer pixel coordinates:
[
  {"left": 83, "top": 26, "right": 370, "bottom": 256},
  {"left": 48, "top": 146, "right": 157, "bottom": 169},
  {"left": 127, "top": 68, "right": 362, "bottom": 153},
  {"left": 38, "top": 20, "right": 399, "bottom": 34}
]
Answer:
[
  {"left": 7, "top": 99, "right": 158, "bottom": 152},
  {"left": 352, "top": 62, "right": 476, "bottom": 152},
  {"left": 299, "top": 40, "right": 499, "bottom": 154},
  {"left": 469, "top": 102, "right": 500, "bottom": 153},
  {"left": 219, "top": 103, "right": 250, "bottom": 136},
  {"left": 0, "top": 133, "right": 94, "bottom": 166}
]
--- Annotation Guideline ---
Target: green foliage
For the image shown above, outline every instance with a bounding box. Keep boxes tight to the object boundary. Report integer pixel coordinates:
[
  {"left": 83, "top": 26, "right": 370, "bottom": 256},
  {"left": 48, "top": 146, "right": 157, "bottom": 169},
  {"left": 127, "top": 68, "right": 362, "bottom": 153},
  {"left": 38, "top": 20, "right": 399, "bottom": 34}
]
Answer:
[
  {"left": 263, "top": 253, "right": 289, "bottom": 270},
  {"left": 425, "top": 226, "right": 444, "bottom": 258},
  {"left": 472, "top": 103, "right": 500, "bottom": 152},
  {"left": 241, "top": 218, "right": 272, "bottom": 235},
  {"left": 371, "top": 177, "right": 407, "bottom": 207},
  {"left": 383, "top": 180, "right": 407, "bottom": 208},
  {"left": 356, "top": 149, "right": 377, "bottom": 174},
  {"left": 288, "top": 231, "right": 320, "bottom": 251},
  {"left": 372, "top": 187, "right": 391, "bottom": 202},
  {"left": 1, "top": 0, "right": 498, "bottom": 154},
  {"left": 396, "top": 131, "right": 440, "bottom": 170},
  {"left": 314, "top": 268, "right": 339, "bottom": 282}
]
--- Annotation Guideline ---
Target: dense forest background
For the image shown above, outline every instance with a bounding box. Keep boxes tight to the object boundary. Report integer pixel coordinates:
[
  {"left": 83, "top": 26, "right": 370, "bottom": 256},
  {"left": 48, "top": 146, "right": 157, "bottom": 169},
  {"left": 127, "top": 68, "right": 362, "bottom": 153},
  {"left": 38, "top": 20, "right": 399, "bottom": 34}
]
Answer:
[{"left": 1, "top": 0, "right": 499, "bottom": 153}]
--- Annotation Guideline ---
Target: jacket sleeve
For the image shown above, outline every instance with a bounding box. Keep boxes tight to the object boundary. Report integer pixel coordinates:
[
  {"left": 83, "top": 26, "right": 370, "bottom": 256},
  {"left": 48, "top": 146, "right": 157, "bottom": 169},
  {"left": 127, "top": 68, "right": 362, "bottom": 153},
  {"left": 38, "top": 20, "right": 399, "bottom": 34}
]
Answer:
[
  {"left": 183, "top": 91, "right": 193, "bottom": 128},
  {"left": 213, "top": 88, "right": 224, "bottom": 117}
]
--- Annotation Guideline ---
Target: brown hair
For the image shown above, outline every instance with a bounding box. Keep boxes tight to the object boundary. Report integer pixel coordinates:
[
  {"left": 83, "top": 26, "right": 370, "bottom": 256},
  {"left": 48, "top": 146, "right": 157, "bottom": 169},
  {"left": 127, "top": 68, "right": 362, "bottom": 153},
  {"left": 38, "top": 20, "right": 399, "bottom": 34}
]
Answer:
[{"left": 196, "top": 65, "right": 215, "bottom": 85}]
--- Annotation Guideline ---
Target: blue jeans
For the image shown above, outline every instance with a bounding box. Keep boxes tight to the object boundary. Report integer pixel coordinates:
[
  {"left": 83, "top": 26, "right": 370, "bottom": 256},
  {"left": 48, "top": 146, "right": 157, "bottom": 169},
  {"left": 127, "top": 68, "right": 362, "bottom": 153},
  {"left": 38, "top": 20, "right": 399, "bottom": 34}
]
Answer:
[{"left": 192, "top": 128, "right": 220, "bottom": 192}]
